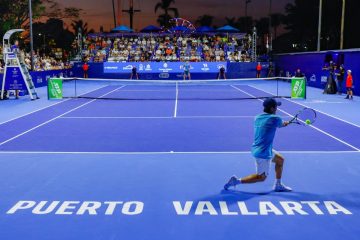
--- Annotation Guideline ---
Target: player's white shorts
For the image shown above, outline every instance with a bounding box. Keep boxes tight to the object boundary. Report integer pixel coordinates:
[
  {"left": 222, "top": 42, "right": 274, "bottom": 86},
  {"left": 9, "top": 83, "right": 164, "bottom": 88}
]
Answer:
[{"left": 255, "top": 150, "right": 279, "bottom": 176}]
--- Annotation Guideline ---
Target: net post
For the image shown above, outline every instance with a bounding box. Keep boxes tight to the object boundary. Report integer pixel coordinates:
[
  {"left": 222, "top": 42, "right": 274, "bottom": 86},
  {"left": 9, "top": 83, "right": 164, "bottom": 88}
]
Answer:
[
  {"left": 291, "top": 77, "right": 306, "bottom": 99},
  {"left": 75, "top": 78, "right": 77, "bottom": 97},
  {"left": 304, "top": 77, "right": 307, "bottom": 99},
  {"left": 47, "top": 78, "right": 51, "bottom": 100},
  {"left": 47, "top": 78, "right": 63, "bottom": 100}
]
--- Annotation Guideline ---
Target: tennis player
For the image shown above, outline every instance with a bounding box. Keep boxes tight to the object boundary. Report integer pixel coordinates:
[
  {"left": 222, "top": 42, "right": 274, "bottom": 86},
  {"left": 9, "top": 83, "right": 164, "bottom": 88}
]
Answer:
[
  {"left": 224, "top": 98, "right": 292, "bottom": 192},
  {"left": 183, "top": 61, "right": 191, "bottom": 80}
]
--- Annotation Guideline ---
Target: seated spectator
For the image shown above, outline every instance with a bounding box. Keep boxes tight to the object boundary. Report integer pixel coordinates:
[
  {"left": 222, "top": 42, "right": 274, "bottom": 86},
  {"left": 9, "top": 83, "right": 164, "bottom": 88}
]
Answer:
[{"left": 79, "top": 34, "right": 252, "bottom": 63}]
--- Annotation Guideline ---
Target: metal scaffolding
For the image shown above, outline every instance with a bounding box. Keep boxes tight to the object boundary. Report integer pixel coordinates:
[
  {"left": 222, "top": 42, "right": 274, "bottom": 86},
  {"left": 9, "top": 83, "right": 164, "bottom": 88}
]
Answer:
[{"left": 252, "top": 26, "right": 257, "bottom": 62}]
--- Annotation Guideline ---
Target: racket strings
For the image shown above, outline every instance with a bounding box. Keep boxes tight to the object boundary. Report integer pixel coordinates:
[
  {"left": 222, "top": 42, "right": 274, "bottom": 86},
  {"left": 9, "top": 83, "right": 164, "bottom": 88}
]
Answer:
[{"left": 296, "top": 108, "right": 317, "bottom": 124}]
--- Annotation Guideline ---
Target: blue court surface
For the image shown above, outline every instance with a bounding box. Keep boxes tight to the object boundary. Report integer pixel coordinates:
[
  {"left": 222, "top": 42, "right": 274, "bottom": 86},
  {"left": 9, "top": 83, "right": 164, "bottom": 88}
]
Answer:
[{"left": 0, "top": 80, "right": 360, "bottom": 240}]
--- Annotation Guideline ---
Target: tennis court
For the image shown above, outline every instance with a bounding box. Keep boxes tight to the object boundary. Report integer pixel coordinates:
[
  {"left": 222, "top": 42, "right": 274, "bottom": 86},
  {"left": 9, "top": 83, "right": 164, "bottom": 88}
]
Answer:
[{"left": 0, "top": 78, "right": 359, "bottom": 240}]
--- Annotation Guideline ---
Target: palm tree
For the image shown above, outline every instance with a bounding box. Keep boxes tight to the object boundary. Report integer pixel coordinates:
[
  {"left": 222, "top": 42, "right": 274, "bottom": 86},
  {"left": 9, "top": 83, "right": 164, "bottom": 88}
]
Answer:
[
  {"left": 195, "top": 15, "right": 214, "bottom": 27},
  {"left": 225, "top": 17, "right": 236, "bottom": 27},
  {"left": 270, "top": 13, "right": 284, "bottom": 39},
  {"left": 255, "top": 17, "right": 270, "bottom": 51},
  {"left": 71, "top": 20, "right": 92, "bottom": 36},
  {"left": 236, "top": 16, "right": 253, "bottom": 33},
  {"left": 154, "top": 0, "right": 179, "bottom": 27},
  {"left": 156, "top": 14, "right": 168, "bottom": 27}
]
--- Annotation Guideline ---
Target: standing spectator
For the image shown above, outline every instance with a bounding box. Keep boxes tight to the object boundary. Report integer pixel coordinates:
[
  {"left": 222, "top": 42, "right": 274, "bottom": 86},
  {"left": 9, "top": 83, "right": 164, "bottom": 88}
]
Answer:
[
  {"left": 256, "top": 62, "right": 262, "bottom": 78},
  {"left": 218, "top": 66, "right": 226, "bottom": 80},
  {"left": 335, "top": 65, "right": 345, "bottom": 95},
  {"left": 294, "top": 68, "right": 304, "bottom": 77},
  {"left": 322, "top": 61, "right": 337, "bottom": 94},
  {"left": 130, "top": 66, "right": 139, "bottom": 80},
  {"left": 267, "top": 62, "right": 274, "bottom": 77},
  {"left": 82, "top": 62, "right": 89, "bottom": 78},
  {"left": 345, "top": 70, "right": 353, "bottom": 100}
]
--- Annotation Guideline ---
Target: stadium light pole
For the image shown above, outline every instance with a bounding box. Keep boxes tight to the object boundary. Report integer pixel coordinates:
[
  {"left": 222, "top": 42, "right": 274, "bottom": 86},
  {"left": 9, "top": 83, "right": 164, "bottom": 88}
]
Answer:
[
  {"left": 29, "top": 0, "right": 34, "bottom": 70},
  {"left": 245, "top": 0, "right": 250, "bottom": 17},
  {"left": 245, "top": 0, "right": 251, "bottom": 32},
  {"left": 268, "top": 0, "right": 272, "bottom": 52},
  {"left": 112, "top": 0, "right": 117, "bottom": 27},
  {"left": 340, "top": 0, "right": 345, "bottom": 49},
  {"left": 317, "top": 0, "right": 323, "bottom": 51}
]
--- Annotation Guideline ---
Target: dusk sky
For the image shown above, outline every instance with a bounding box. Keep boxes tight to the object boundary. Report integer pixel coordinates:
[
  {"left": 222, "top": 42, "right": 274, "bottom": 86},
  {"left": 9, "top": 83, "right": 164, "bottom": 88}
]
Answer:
[{"left": 58, "top": 0, "right": 294, "bottom": 32}]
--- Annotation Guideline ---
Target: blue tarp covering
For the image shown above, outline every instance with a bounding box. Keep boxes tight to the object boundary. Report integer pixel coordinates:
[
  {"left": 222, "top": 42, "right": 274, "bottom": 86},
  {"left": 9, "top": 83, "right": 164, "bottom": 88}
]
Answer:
[
  {"left": 111, "top": 25, "right": 134, "bottom": 32},
  {"left": 196, "top": 26, "right": 215, "bottom": 32},
  {"left": 216, "top": 25, "right": 240, "bottom": 33},
  {"left": 140, "top": 25, "right": 162, "bottom": 33}
]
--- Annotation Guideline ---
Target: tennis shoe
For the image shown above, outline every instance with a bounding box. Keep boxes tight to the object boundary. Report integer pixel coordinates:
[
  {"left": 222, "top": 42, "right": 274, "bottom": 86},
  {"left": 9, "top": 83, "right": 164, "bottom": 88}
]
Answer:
[
  {"left": 273, "top": 183, "right": 292, "bottom": 192},
  {"left": 224, "top": 175, "right": 239, "bottom": 190}
]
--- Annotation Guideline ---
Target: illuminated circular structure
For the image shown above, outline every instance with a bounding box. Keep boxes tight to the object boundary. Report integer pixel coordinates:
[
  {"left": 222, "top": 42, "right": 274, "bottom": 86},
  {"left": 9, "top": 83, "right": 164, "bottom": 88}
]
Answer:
[{"left": 168, "top": 18, "right": 196, "bottom": 34}]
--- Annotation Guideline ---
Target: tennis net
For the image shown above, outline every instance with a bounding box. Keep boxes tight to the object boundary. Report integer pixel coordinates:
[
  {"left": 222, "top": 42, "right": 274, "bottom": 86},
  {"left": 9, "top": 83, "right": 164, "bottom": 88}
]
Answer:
[{"left": 57, "top": 77, "right": 294, "bottom": 100}]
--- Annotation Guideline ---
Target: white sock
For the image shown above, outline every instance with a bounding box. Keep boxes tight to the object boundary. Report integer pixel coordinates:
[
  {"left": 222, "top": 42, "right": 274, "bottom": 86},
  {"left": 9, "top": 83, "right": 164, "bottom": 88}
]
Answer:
[
  {"left": 237, "top": 178, "right": 242, "bottom": 184},
  {"left": 275, "top": 179, "right": 281, "bottom": 185}
]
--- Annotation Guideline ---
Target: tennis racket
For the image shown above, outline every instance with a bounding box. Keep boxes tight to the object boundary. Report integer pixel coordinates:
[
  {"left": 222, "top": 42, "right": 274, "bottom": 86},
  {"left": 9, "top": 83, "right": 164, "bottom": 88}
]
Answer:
[{"left": 289, "top": 108, "right": 317, "bottom": 126}]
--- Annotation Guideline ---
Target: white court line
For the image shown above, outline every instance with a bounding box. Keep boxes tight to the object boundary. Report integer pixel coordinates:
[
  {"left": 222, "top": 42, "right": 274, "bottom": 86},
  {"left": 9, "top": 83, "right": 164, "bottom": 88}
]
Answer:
[
  {"left": 59, "top": 115, "right": 289, "bottom": 119},
  {"left": 231, "top": 85, "right": 360, "bottom": 152},
  {"left": 0, "top": 86, "right": 126, "bottom": 146},
  {"left": 0, "top": 99, "right": 70, "bottom": 126},
  {"left": 174, "top": 81, "right": 179, "bottom": 118},
  {"left": 61, "top": 116, "right": 174, "bottom": 119},
  {"left": 0, "top": 150, "right": 358, "bottom": 155},
  {"left": 0, "top": 84, "right": 110, "bottom": 127},
  {"left": 249, "top": 84, "right": 360, "bottom": 128}
]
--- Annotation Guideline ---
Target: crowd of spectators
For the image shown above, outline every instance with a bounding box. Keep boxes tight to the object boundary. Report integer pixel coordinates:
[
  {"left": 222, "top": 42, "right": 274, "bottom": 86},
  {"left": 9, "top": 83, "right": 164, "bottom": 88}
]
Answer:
[
  {"left": 0, "top": 50, "right": 72, "bottom": 73},
  {"left": 81, "top": 34, "right": 253, "bottom": 63},
  {"left": 22, "top": 51, "right": 72, "bottom": 71},
  {"left": 0, "top": 40, "right": 72, "bottom": 73},
  {"left": 1, "top": 34, "right": 252, "bottom": 74}
]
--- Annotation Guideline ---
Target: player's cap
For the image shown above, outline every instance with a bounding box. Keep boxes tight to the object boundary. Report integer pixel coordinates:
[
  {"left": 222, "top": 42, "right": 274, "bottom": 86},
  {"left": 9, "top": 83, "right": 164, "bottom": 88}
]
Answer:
[
  {"left": 348, "top": 69, "right": 352, "bottom": 73},
  {"left": 263, "top": 98, "right": 282, "bottom": 108}
]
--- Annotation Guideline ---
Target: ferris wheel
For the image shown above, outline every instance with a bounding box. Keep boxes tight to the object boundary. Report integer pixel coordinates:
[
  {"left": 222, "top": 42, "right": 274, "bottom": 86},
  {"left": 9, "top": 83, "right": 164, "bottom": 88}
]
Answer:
[{"left": 168, "top": 18, "right": 196, "bottom": 34}]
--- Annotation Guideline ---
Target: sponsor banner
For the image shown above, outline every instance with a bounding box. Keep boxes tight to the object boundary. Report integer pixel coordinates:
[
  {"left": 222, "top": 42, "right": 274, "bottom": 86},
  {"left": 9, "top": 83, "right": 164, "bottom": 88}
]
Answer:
[
  {"left": 104, "top": 62, "right": 227, "bottom": 74},
  {"left": 4, "top": 66, "right": 27, "bottom": 90},
  {"left": 47, "top": 78, "right": 63, "bottom": 99},
  {"left": 310, "top": 74, "right": 316, "bottom": 82},
  {"left": 291, "top": 77, "right": 306, "bottom": 99}
]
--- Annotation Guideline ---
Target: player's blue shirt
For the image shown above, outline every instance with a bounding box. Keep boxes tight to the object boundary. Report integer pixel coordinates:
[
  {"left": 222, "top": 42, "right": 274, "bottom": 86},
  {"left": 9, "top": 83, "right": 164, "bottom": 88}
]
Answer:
[
  {"left": 251, "top": 113, "right": 283, "bottom": 159},
  {"left": 184, "top": 64, "right": 190, "bottom": 72}
]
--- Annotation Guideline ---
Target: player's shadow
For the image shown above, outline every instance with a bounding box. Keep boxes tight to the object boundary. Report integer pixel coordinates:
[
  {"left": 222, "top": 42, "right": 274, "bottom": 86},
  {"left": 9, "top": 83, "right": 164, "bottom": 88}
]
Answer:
[{"left": 194, "top": 189, "right": 272, "bottom": 210}]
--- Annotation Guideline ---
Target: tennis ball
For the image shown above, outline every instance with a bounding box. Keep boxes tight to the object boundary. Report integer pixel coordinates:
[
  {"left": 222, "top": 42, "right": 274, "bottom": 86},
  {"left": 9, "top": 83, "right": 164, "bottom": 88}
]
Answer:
[{"left": 305, "top": 119, "right": 311, "bottom": 125}]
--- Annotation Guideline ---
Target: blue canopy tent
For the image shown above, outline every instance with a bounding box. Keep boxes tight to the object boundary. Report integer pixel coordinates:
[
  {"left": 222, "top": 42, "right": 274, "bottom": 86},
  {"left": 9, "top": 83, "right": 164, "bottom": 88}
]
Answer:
[
  {"left": 111, "top": 25, "right": 134, "bottom": 32},
  {"left": 140, "top": 25, "right": 161, "bottom": 33},
  {"left": 196, "top": 26, "right": 215, "bottom": 33},
  {"left": 216, "top": 25, "right": 240, "bottom": 33},
  {"left": 169, "top": 26, "right": 189, "bottom": 32}
]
